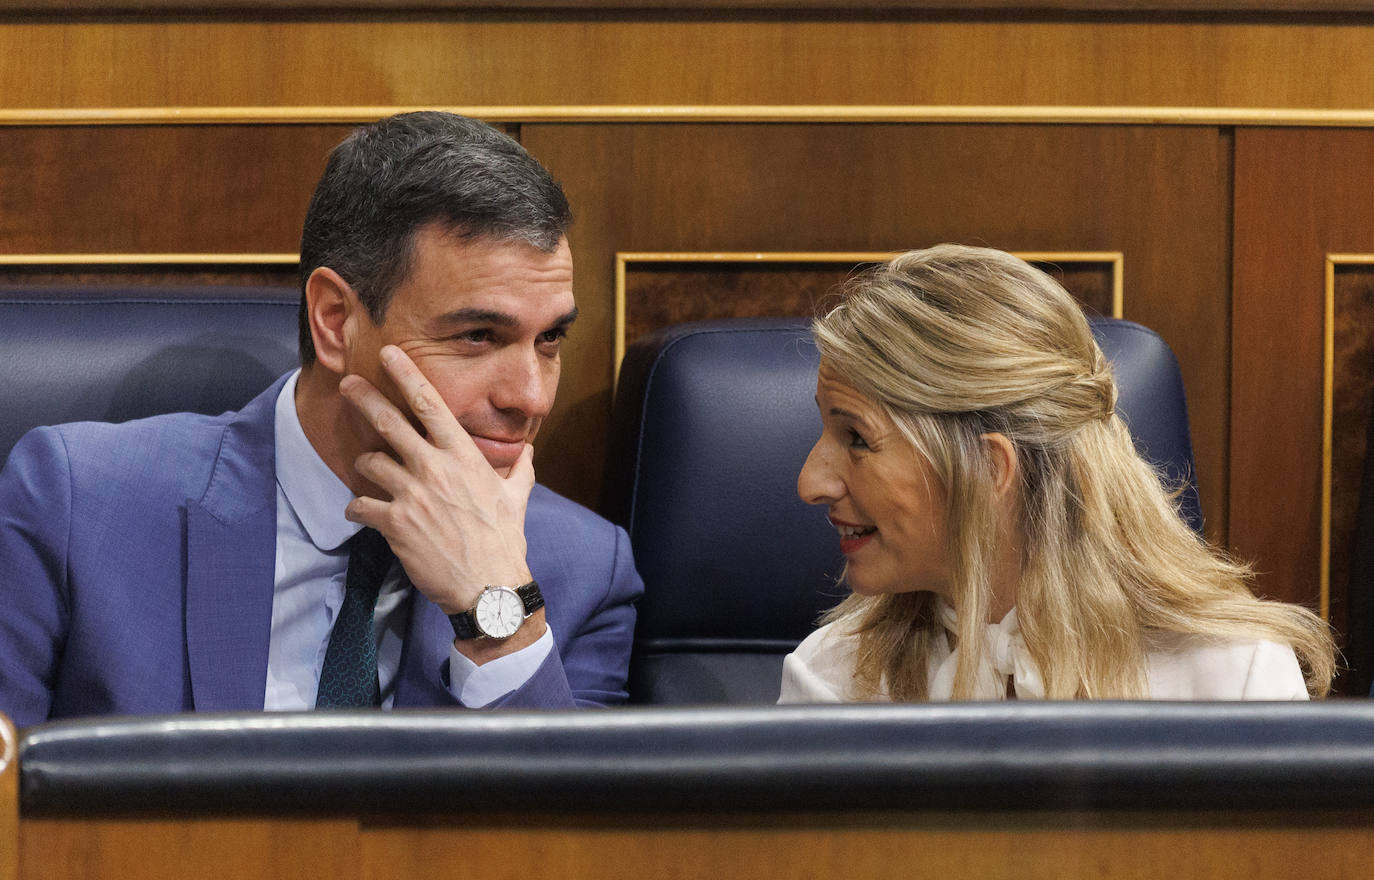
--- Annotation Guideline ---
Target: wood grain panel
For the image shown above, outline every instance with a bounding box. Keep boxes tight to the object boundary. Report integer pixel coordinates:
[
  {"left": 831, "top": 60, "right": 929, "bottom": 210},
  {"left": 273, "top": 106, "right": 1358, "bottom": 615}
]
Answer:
[
  {"left": 14, "top": 809, "right": 1374, "bottom": 880},
  {"left": 1232, "top": 130, "right": 1374, "bottom": 654},
  {"left": 526, "top": 123, "right": 1231, "bottom": 529},
  {"left": 14, "top": 2, "right": 1374, "bottom": 13},
  {"left": 358, "top": 815, "right": 1374, "bottom": 880},
  {"left": 19, "top": 817, "right": 360, "bottom": 880},
  {"left": 5, "top": 19, "right": 1374, "bottom": 112},
  {"left": 0, "top": 126, "right": 350, "bottom": 254},
  {"left": 0, "top": 717, "right": 13, "bottom": 880}
]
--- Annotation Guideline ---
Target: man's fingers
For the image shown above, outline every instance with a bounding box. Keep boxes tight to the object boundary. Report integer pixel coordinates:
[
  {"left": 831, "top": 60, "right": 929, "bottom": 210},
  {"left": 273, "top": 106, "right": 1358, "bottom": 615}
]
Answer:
[
  {"left": 353, "top": 451, "right": 409, "bottom": 498},
  {"left": 338, "top": 374, "right": 432, "bottom": 463},
  {"left": 379, "top": 345, "right": 473, "bottom": 454},
  {"left": 506, "top": 442, "right": 536, "bottom": 501},
  {"left": 343, "top": 494, "right": 389, "bottom": 529}
]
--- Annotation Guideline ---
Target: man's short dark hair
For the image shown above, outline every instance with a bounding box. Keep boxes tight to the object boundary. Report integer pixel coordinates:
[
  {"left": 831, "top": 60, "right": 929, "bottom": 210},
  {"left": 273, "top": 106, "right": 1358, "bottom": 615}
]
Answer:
[{"left": 297, "top": 111, "right": 573, "bottom": 365}]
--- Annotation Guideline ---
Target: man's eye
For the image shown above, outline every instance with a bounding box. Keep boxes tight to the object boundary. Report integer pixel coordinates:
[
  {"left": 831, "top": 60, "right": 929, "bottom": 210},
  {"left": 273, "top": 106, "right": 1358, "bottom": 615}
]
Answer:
[
  {"left": 538, "top": 327, "right": 568, "bottom": 347},
  {"left": 455, "top": 329, "right": 494, "bottom": 345}
]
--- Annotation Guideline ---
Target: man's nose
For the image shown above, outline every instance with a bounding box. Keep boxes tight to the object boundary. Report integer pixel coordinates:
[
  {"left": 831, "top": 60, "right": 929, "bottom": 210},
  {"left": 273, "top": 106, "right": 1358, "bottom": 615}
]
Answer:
[{"left": 493, "top": 347, "right": 552, "bottom": 416}]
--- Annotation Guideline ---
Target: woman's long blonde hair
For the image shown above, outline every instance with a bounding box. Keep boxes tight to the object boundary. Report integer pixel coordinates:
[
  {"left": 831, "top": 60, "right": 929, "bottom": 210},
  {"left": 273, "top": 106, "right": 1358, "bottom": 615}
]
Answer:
[{"left": 816, "top": 245, "right": 1335, "bottom": 699}]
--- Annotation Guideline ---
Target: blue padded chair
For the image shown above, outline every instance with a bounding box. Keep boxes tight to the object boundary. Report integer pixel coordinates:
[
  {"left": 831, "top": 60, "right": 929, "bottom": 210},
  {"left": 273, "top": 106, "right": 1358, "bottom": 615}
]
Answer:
[
  {"left": 0, "top": 287, "right": 300, "bottom": 463},
  {"left": 605, "top": 316, "right": 1202, "bottom": 704}
]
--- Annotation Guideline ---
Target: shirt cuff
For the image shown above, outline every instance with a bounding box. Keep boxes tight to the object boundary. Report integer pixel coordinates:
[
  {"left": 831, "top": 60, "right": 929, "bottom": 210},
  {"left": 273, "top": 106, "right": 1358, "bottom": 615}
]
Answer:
[{"left": 446, "top": 625, "right": 556, "bottom": 707}]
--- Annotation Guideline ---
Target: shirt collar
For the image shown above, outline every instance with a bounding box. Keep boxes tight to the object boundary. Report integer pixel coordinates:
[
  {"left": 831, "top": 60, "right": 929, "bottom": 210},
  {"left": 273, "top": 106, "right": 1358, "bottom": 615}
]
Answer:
[{"left": 274, "top": 370, "right": 361, "bottom": 553}]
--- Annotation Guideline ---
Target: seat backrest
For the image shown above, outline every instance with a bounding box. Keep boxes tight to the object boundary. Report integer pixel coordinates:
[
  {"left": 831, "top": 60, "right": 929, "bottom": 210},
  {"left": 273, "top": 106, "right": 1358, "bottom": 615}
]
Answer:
[
  {"left": 0, "top": 287, "right": 300, "bottom": 463},
  {"left": 606, "top": 316, "right": 1202, "bottom": 704}
]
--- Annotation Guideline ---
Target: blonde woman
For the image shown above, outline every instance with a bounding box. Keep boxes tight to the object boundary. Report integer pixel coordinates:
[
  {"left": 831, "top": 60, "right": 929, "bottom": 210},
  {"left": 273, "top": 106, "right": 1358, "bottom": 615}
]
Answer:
[{"left": 780, "top": 245, "right": 1334, "bottom": 702}]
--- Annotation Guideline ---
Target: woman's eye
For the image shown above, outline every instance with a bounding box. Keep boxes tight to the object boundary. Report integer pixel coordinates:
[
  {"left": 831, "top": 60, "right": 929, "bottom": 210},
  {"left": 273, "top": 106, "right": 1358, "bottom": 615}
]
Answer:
[{"left": 847, "top": 429, "right": 870, "bottom": 450}]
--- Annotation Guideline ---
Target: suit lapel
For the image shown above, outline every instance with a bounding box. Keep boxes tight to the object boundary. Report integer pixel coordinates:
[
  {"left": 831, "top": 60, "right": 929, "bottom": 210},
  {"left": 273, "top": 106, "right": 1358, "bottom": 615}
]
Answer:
[{"left": 184, "top": 378, "right": 285, "bottom": 712}]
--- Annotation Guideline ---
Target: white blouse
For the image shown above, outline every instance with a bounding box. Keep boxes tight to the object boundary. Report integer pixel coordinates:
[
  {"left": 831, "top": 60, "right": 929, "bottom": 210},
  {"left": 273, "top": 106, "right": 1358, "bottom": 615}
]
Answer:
[{"left": 778, "top": 607, "right": 1310, "bottom": 703}]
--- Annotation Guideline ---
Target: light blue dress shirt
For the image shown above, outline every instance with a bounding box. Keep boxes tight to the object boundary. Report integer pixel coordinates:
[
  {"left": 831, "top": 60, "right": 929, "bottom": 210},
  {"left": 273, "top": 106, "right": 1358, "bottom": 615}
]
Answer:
[{"left": 263, "top": 371, "right": 553, "bottom": 709}]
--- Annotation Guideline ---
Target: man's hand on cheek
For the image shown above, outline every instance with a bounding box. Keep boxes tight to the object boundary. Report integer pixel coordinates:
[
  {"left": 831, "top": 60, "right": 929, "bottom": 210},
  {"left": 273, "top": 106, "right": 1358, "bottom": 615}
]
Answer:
[{"left": 338, "top": 346, "right": 538, "bottom": 640}]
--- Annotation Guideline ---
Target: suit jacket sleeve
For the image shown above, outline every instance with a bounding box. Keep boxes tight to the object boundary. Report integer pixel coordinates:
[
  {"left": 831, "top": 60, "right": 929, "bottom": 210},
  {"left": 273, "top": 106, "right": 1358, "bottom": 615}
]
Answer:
[
  {"left": 490, "top": 523, "right": 642, "bottom": 709},
  {"left": 0, "top": 428, "right": 71, "bottom": 727}
]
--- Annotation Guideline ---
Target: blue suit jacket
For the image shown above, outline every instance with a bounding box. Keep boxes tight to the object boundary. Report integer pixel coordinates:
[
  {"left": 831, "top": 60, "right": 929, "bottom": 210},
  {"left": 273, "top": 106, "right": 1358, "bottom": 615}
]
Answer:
[{"left": 0, "top": 376, "right": 642, "bottom": 727}]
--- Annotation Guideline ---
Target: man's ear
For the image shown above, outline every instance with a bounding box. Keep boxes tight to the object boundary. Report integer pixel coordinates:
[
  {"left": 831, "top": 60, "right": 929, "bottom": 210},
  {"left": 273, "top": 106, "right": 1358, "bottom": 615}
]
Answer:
[
  {"left": 982, "top": 432, "right": 1019, "bottom": 501},
  {"left": 304, "top": 267, "right": 359, "bottom": 375}
]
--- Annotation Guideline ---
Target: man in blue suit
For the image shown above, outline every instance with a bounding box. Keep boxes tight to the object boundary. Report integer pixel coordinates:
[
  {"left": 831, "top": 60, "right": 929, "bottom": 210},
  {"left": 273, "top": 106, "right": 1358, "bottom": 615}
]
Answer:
[{"left": 0, "top": 112, "right": 642, "bottom": 727}]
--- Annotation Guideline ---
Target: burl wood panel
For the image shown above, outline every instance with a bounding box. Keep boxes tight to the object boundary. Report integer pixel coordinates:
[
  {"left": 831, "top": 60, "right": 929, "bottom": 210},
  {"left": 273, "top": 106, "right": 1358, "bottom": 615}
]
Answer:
[
  {"left": 527, "top": 123, "right": 1230, "bottom": 530},
  {"left": 1232, "top": 130, "right": 1374, "bottom": 639},
  {"left": 621, "top": 258, "right": 1115, "bottom": 353},
  {"left": 1327, "top": 266, "right": 1374, "bottom": 649}
]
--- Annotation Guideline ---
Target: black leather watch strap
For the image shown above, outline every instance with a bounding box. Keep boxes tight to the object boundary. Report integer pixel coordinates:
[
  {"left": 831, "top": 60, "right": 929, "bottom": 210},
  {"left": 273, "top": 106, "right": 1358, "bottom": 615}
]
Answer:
[
  {"left": 448, "top": 580, "right": 544, "bottom": 640},
  {"left": 448, "top": 608, "right": 481, "bottom": 641},
  {"left": 515, "top": 580, "right": 545, "bottom": 615}
]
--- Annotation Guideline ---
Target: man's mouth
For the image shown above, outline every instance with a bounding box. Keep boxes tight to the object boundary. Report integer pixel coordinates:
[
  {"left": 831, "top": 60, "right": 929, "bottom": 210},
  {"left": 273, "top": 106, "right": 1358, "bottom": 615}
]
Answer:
[{"left": 469, "top": 434, "right": 528, "bottom": 469}]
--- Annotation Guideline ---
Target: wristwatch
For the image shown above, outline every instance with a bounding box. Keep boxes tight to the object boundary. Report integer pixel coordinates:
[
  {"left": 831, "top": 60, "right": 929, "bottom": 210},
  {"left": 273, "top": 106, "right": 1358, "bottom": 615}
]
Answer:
[{"left": 449, "top": 580, "right": 545, "bottom": 640}]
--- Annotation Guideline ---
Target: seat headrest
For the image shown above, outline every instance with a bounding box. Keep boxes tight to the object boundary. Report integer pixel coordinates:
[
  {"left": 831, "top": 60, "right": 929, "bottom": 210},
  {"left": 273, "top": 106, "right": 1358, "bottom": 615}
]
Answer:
[{"left": 0, "top": 287, "right": 300, "bottom": 462}]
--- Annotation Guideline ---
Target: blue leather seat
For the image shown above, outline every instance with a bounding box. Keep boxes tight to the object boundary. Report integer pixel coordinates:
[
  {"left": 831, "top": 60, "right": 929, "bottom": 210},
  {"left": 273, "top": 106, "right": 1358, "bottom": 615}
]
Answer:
[
  {"left": 0, "top": 287, "right": 299, "bottom": 462},
  {"left": 606, "top": 316, "right": 1202, "bottom": 704}
]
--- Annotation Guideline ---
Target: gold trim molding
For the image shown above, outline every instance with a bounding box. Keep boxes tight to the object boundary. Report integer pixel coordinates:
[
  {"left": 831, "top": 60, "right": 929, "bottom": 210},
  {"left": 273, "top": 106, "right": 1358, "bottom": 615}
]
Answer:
[
  {"left": 614, "top": 250, "right": 1123, "bottom": 378},
  {"left": 10, "top": 105, "right": 1374, "bottom": 127}
]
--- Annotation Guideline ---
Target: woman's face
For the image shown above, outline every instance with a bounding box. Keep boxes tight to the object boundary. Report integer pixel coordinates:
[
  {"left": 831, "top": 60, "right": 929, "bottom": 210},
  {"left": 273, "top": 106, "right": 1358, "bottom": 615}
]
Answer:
[{"left": 798, "top": 362, "right": 951, "bottom": 597}]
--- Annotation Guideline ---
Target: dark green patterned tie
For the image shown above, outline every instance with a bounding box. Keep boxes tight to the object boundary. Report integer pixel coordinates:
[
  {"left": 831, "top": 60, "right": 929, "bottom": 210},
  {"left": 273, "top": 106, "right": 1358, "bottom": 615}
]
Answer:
[{"left": 316, "top": 527, "right": 393, "bottom": 708}]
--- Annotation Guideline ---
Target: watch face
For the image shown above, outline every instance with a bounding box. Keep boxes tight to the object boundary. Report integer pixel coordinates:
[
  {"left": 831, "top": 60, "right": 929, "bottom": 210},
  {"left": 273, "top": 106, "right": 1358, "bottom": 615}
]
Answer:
[{"left": 475, "top": 587, "right": 525, "bottom": 639}]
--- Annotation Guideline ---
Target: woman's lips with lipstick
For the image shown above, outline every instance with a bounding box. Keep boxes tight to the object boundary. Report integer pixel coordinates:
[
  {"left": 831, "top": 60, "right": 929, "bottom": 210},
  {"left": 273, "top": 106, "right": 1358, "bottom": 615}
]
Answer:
[{"left": 830, "top": 517, "right": 877, "bottom": 554}]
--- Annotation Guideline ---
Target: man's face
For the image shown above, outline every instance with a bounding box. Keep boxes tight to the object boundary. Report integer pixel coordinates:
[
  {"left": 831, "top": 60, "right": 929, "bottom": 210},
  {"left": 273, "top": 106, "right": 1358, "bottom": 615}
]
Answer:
[{"left": 347, "top": 225, "right": 576, "bottom": 476}]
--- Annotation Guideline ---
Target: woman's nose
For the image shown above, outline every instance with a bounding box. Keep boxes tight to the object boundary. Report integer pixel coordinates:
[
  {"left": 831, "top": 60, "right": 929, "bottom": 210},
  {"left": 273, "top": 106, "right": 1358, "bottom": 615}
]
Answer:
[{"left": 797, "top": 438, "right": 842, "bottom": 506}]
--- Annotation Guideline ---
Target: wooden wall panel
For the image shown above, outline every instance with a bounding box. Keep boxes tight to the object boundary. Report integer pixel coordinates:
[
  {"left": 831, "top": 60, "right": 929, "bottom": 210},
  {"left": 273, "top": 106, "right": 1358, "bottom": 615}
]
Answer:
[
  {"left": 0, "top": 717, "right": 13, "bottom": 880},
  {"left": 357, "top": 817, "right": 1374, "bottom": 880},
  {"left": 525, "top": 123, "right": 1232, "bottom": 527},
  {"left": 618, "top": 256, "right": 1117, "bottom": 354},
  {"left": 1232, "top": 129, "right": 1374, "bottom": 691},
  {"left": 0, "top": 266, "right": 295, "bottom": 287},
  {"left": 1327, "top": 263, "right": 1374, "bottom": 642},
  {"left": 5, "top": 18, "right": 1374, "bottom": 113},
  {"left": 0, "top": 126, "right": 349, "bottom": 254},
  {"left": 18, "top": 809, "right": 1374, "bottom": 880},
  {"left": 20, "top": 817, "right": 360, "bottom": 880}
]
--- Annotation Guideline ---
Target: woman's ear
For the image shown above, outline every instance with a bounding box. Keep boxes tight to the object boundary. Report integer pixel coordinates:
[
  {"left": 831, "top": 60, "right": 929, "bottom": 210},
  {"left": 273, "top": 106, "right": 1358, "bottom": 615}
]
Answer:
[
  {"left": 982, "top": 432, "right": 1019, "bottom": 501},
  {"left": 303, "top": 267, "right": 358, "bottom": 375}
]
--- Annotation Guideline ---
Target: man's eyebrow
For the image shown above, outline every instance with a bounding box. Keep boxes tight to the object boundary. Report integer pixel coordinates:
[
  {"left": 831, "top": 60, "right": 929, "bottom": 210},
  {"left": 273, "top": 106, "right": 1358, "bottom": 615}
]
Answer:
[
  {"left": 436, "top": 307, "right": 518, "bottom": 328},
  {"left": 552, "top": 306, "right": 580, "bottom": 328},
  {"left": 434, "top": 306, "right": 580, "bottom": 330}
]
